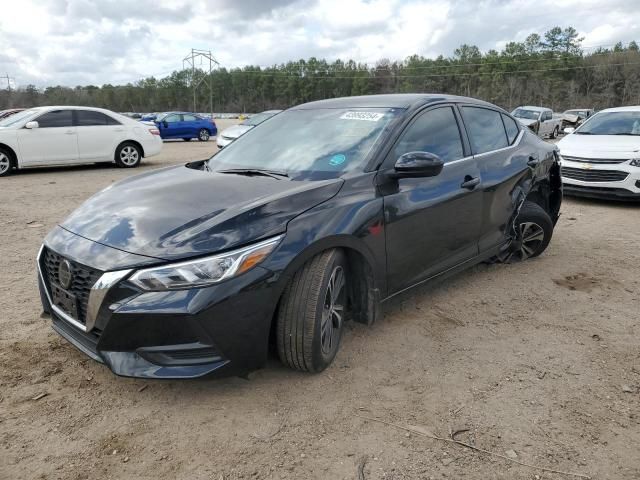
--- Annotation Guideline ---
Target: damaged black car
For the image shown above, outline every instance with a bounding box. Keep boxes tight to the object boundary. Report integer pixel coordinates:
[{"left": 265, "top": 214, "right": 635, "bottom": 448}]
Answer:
[{"left": 38, "top": 94, "right": 562, "bottom": 379}]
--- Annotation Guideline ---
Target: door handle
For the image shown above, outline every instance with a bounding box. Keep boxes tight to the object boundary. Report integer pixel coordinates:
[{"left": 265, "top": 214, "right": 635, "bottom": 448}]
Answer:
[
  {"left": 64, "top": 130, "right": 75, "bottom": 135},
  {"left": 460, "top": 175, "right": 480, "bottom": 190},
  {"left": 527, "top": 156, "right": 539, "bottom": 167}
]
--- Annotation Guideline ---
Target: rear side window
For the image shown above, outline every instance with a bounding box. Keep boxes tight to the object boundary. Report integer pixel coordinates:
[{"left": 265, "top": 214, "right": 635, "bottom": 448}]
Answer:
[
  {"left": 76, "top": 110, "right": 120, "bottom": 126},
  {"left": 36, "top": 110, "right": 73, "bottom": 128},
  {"left": 461, "top": 107, "right": 508, "bottom": 154},
  {"left": 501, "top": 114, "right": 520, "bottom": 145},
  {"left": 393, "top": 107, "right": 464, "bottom": 163},
  {"left": 183, "top": 114, "right": 197, "bottom": 122}
]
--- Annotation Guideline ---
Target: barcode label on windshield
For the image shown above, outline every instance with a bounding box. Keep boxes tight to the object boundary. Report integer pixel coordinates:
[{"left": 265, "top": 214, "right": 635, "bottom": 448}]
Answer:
[{"left": 340, "top": 111, "right": 385, "bottom": 122}]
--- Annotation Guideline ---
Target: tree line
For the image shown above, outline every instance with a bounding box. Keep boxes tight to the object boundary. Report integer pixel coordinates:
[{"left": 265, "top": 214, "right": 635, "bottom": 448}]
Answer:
[{"left": 2, "top": 27, "right": 640, "bottom": 114}]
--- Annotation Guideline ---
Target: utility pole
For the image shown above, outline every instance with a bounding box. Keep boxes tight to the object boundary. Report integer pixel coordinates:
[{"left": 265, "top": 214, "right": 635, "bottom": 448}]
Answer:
[
  {"left": 1, "top": 73, "right": 15, "bottom": 108},
  {"left": 182, "top": 49, "right": 219, "bottom": 116}
]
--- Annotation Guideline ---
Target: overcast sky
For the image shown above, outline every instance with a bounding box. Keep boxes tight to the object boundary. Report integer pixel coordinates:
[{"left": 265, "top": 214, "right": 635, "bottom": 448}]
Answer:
[{"left": 1, "top": 0, "right": 639, "bottom": 88}]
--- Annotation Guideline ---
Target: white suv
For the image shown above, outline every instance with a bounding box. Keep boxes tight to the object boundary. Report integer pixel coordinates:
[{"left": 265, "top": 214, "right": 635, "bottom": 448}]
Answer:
[
  {"left": 0, "top": 106, "right": 162, "bottom": 177},
  {"left": 557, "top": 106, "right": 640, "bottom": 201}
]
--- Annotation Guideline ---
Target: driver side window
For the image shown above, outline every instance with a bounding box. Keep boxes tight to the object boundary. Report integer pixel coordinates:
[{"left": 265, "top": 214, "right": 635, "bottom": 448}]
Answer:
[
  {"left": 393, "top": 107, "right": 464, "bottom": 163},
  {"left": 164, "top": 114, "right": 181, "bottom": 123}
]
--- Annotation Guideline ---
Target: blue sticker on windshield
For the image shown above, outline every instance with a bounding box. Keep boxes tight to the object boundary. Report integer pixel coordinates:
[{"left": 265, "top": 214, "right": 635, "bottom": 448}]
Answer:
[{"left": 329, "top": 154, "right": 346, "bottom": 166}]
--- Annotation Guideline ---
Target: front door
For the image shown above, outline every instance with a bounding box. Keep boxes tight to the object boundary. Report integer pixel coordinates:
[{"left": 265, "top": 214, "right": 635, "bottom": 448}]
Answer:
[
  {"left": 159, "top": 113, "right": 183, "bottom": 138},
  {"left": 382, "top": 105, "right": 483, "bottom": 294},
  {"left": 16, "top": 109, "right": 78, "bottom": 166}
]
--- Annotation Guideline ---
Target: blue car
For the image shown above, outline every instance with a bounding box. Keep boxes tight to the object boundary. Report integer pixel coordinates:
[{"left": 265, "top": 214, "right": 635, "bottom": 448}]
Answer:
[{"left": 155, "top": 112, "right": 217, "bottom": 141}]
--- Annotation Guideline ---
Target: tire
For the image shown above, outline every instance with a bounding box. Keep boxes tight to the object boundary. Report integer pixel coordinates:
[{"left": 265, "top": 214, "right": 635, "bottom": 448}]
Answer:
[
  {"left": 277, "top": 250, "right": 347, "bottom": 373},
  {"left": 182, "top": 138, "right": 192, "bottom": 142},
  {"left": 198, "top": 129, "right": 210, "bottom": 142},
  {"left": 0, "top": 148, "right": 13, "bottom": 177},
  {"left": 115, "top": 142, "right": 142, "bottom": 168},
  {"left": 497, "top": 201, "right": 554, "bottom": 263},
  {"left": 550, "top": 126, "right": 559, "bottom": 139}
]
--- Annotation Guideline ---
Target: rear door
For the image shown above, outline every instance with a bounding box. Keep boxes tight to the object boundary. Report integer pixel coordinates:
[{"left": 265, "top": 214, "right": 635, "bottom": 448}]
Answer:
[
  {"left": 75, "top": 110, "right": 124, "bottom": 161},
  {"left": 382, "top": 105, "right": 483, "bottom": 294},
  {"left": 17, "top": 109, "right": 78, "bottom": 165},
  {"left": 459, "top": 106, "right": 528, "bottom": 253},
  {"left": 182, "top": 114, "right": 199, "bottom": 137}
]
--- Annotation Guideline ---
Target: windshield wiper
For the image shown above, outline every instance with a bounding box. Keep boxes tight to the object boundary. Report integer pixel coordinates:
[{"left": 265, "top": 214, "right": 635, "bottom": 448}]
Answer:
[
  {"left": 613, "top": 133, "right": 640, "bottom": 136},
  {"left": 215, "top": 168, "right": 289, "bottom": 180},
  {"left": 574, "top": 131, "right": 593, "bottom": 135}
]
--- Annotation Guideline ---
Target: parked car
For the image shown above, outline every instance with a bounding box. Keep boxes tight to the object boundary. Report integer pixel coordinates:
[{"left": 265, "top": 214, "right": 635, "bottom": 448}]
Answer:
[
  {"left": 155, "top": 112, "right": 217, "bottom": 141},
  {"left": 557, "top": 106, "right": 640, "bottom": 200},
  {"left": 217, "top": 110, "right": 281, "bottom": 148},
  {"left": 37, "top": 94, "right": 561, "bottom": 379},
  {"left": 512, "top": 106, "right": 562, "bottom": 139},
  {"left": 140, "top": 112, "right": 162, "bottom": 122},
  {"left": 0, "top": 108, "right": 25, "bottom": 120},
  {"left": 0, "top": 106, "right": 162, "bottom": 177},
  {"left": 561, "top": 108, "right": 594, "bottom": 131}
]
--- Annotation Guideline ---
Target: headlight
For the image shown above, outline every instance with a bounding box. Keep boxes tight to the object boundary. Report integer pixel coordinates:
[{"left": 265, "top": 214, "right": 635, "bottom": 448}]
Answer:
[
  {"left": 629, "top": 158, "right": 640, "bottom": 167},
  {"left": 129, "top": 235, "right": 283, "bottom": 291}
]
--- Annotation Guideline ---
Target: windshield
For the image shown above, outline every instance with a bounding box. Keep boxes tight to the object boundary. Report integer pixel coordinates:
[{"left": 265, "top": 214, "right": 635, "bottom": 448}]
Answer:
[
  {"left": 512, "top": 109, "right": 540, "bottom": 120},
  {"left": 207, "top": 108, "right": 401, "bottom": 180},
  {"left": 576, "top": 111, "right": 640, "bottom": 135},
  {"left": 242, "top": 111, "right": 278, "bottom": 126},
  {"left": 0, "top": 108, "right": 39, "bottom": 127}
]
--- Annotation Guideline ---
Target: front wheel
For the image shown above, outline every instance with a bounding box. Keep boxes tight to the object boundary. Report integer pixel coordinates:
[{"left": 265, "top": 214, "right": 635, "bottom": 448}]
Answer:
[
  {"left": 277, "top": 250, "right": 347, "bottom": 373},
  {"left": 115, "top": 143, "right": 142, "bottom": 168},
  {"left": 496, "top": 201, "right": 553, "bottom": 263},
  {"left": 198, "top": 129, "right": 210, "bottom": 142},
  {"left": 0, "top": 148, "right": 13, "bottom": 177},
  {"left": 550, "top": 126, "right": 559, "bottom": 139}
]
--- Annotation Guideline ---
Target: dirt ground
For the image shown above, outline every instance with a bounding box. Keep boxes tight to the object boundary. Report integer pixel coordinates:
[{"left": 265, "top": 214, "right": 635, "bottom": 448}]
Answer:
[{"left": 1, "top": 129, "right": 639, "bottom": 480}]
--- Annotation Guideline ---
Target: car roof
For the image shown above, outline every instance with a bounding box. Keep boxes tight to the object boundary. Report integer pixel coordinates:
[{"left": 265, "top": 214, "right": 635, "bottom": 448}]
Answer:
[
  {"left": 596, "top": 106, "right": 640, "bottom": 113},
  {"left": 517, "top": 106, "right": 550, "bottom": 112},
  {"left": 291, "top": 94, "right": 497, "bottom": 110}
]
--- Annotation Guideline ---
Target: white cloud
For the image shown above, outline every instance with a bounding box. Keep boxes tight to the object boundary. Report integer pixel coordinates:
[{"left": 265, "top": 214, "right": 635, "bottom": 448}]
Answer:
[{"left": 0, "top": 0, "right": 638, "bottom": 87}]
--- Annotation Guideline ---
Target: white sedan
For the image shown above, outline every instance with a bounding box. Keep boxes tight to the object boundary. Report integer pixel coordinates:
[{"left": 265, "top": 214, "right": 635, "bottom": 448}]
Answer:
[
  {"left": 557, "top": 106, "right": 640, "bottom": 200},
  {"left": 0, "top": 106, "right": 162, "bottom": 177}
]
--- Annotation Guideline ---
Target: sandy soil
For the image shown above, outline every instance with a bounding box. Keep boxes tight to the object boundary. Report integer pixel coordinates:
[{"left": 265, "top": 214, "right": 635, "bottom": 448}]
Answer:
[{"left": 1, "top": 131, "right": 639, "bottom": 480}]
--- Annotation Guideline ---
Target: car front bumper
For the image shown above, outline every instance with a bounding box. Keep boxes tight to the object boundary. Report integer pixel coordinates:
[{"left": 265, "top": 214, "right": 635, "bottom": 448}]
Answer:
[
  {"left": 560, "top": 158, "right": 640, "bottom": 200},
  {"left": 38, "top": 229, "right": 281, "bottom": 379}
]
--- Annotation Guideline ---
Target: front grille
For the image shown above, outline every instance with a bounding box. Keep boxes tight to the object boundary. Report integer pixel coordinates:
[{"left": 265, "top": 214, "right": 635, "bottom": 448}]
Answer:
[
  {"left": 562, "top": 155, "right": 628, "bottom": 164},
  {"left": 562, "top": 166, "right": 629, "bottom": 183},
  {"left": 41, "top": 248, "right": 102, "bottom": 324}
]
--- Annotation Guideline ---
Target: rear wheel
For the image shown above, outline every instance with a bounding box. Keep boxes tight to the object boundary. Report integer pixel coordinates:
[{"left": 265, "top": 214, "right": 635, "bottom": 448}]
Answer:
[
  {"left": 550, "top": 126, "right": 559, "bottom": 139},
  {"left": 115, "top": 143, "right": 141, "bottom": 168},
  {"left": 198, "top": 129, "right": 210, "bottom": 142},
  {"left": 0, "top": 149, "right": 13, "bottom": 177},
  {"left": 277, "top": 250, "right": 347, "bottom": 372},
  {"left": 496, "top": 201, "right": 553, "bottom": 263}
]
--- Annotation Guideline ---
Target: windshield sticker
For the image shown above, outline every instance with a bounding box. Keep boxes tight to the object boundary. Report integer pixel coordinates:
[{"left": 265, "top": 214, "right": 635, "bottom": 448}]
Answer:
[
  {"left": 329, "top": 154, "right": 346, "bottom": 166},
  {"left": 340, "top": 111, "right": 385, "bottom": 122}
]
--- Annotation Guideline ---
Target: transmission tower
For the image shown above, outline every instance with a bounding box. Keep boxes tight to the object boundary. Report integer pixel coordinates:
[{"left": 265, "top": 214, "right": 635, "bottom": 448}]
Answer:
[
  {"left": 183, "top": 49, "right": 219, "bottom": 116},
  {"left": 1, "top": 73, "right": 15, "bottom": 91}
]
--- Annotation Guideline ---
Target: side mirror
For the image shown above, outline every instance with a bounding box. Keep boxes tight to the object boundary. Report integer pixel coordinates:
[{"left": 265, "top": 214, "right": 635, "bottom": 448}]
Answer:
[
  {"left": 390, "top": 151, "right": 444, "bottom": 179},
  {"left": 564, "top": 127, "right": 575, "bottom": 134},
  {"left": 162, "top": 121, "right": 168, "bottom": 128},
  {"left": 25, "top": 121, "right": 39, "bottom": 129}
]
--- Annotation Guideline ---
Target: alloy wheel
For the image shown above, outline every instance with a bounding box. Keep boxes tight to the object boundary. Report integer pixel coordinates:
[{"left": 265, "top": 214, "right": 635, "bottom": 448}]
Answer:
[
  {"left": 199, "top": 129, "right": 210, "bottom": 141},
  {"left": 120, "top": 146, "right": 139, "bottom": 166},
  {"left": 501, "top": 221, "right": 545, "bottom": 262},
  {"left": 0, "top": 152, "right": 10, "bottom": 175},
  {"left": 320, "top": 266, "right": 345, "bottom": 355}
]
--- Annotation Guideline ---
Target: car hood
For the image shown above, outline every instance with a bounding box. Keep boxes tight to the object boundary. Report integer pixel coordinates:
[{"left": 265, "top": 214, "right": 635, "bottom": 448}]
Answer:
[
  {"left": 516, "top": 118, "right": 538, "bottom": 127},
  {"left": 60, "top": 164, "right": 343, "bottom": 261},
  {"left": 557, "top": 134, "right": 640, "bottom": 158},
  {"left": 562, "top": 113, "right": 581, "bottom": 123},
  {"left": 220, "top": 124, "right": 253, "bottom": 139}
]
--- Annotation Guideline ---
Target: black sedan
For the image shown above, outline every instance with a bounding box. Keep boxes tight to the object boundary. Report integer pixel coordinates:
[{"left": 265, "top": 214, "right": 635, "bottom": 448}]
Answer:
[{"left": 38, "top": 94, "right": 562, "bottom": 379}]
